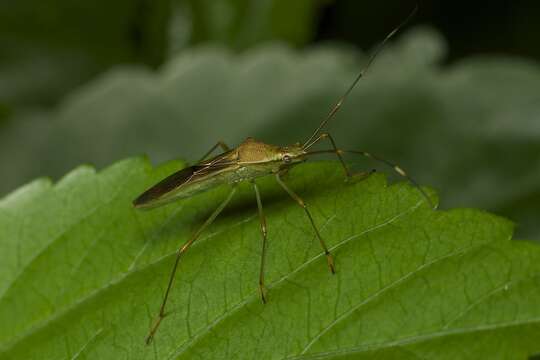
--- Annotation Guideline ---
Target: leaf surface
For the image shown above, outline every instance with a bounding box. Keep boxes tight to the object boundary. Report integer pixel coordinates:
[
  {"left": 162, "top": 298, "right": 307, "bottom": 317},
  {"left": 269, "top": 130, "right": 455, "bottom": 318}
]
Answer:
[{"left": 0, "top": 159, "right": 539, "bottom": 359}]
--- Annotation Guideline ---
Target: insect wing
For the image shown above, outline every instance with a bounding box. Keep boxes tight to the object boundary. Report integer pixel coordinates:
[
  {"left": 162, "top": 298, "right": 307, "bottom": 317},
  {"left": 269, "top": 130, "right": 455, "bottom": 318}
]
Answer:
[
  {"left": 133, "top": 157, "right": 238, "bottom": 208},
  {"left": 133, "top": 165, "right": 200, "bottom": 208}
]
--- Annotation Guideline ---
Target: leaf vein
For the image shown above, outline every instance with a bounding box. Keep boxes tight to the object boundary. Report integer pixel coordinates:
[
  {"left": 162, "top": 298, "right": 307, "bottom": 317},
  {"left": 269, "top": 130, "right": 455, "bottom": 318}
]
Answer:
[{"left": 167, "top": 199, "right": 424, "bottom": 359}]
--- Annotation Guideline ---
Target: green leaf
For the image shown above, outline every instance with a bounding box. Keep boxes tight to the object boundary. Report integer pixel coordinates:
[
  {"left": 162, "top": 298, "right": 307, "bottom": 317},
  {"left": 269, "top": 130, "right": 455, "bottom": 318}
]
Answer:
[{"left": 0, "top": 159, "right": 539, "bottom": 359}]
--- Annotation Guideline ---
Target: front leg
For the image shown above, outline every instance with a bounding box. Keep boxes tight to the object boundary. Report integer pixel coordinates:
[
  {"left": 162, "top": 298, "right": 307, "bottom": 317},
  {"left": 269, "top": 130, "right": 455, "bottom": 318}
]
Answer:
[
  {"left": 303, "top": 132, "right": 353, "bottom": 177},
  {"left": 306, "top": 135, "right": 434, "bottom": 209}
]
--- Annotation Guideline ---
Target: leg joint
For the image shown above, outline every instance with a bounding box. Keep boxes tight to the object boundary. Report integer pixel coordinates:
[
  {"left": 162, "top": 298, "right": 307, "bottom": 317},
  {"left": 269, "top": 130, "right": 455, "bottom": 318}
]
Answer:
[{"left": 179, "top": 244, "right": 189, "bottom": 254}]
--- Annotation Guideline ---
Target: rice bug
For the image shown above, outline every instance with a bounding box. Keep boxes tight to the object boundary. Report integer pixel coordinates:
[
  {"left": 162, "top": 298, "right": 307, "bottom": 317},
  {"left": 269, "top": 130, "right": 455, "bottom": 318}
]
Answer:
[{"left": 134, "top": 6, "right": 432, "bottom": 345}]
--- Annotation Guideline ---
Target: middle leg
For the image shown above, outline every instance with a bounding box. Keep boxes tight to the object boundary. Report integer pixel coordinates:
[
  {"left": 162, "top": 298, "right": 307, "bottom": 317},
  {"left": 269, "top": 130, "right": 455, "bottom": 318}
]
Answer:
[
  {"left": 252, "top": 181, "right": 268, "bottom": 303},
  {"left": 275, "top": 172, "right": 335, "bottom": 274},
  {"left": 304, "top": 132, "right": 374, "bottom": 180}
]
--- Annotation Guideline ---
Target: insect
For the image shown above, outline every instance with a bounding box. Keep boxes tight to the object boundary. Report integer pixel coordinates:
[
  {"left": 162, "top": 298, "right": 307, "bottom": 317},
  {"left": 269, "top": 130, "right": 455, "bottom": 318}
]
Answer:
[{"left": 134, "top": 6, "right": 432, "bottom": 345}]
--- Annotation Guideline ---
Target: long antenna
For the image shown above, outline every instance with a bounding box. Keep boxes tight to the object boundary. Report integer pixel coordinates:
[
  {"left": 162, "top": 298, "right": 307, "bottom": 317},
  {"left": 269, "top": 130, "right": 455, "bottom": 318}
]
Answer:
[{"left": 302, "top": 5, "right": 418, "bottom": 149}]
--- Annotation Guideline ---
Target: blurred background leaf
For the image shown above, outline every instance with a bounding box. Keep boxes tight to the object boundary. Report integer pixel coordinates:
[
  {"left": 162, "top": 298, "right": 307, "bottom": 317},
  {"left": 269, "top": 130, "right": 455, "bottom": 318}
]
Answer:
[
  {"left": 0, "top": 0, "right": 328, "bottom": 113},
  {"left": 0, "top": 0, "right": 170, "bottom": 110},
  {"left": 179, "top": 0, "right": 328, "bottom": 51},
  {"left": 4, "top": 0, "right": 540, "bottom": 112},
  {"left": 1, "top": 28, "right": 540, "bottom": 240}
]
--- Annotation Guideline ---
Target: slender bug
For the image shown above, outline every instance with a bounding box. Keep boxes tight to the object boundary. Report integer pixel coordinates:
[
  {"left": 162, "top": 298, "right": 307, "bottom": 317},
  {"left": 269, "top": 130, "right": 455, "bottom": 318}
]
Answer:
[{"left": 134, "top": 6, "right": 433, "bottom": 345}]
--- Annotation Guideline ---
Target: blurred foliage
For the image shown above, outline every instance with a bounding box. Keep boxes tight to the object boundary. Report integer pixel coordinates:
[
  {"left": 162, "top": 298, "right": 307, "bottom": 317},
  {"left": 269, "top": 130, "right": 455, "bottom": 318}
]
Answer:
[
  {"left": 1, "top": 159, "right": 539, "bottom": 359},
  {"left": 182, "top": 0, "right": 328, "bottom": 50},
  {"left": 316, "top": 0, "right": 540, "bottom": 62},
  {"left": 0, "top": 0, "right": 327, "bottom": 112},
  {"left": 0, "top": 0, "right": 170, "bottom": 110},
  {"left": 1, "top": 28, "right": 540, "bottom": 241}
]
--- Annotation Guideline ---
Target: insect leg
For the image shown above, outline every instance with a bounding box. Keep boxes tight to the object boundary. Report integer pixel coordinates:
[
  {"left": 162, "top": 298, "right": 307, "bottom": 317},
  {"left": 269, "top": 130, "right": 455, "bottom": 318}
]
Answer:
[
  {"left": 275, "top": 172, "right": 335, "bottom": 274},
  {"left": 303, "top": 132, "right": 353, "bottom": 177},
  {"left": 305, "top": 147, "right": 434, "bottom": 209},
  {"left": 197, "top": 141, "right": 231, "bottom": 163},
  {"left": 252, "top": 181, "right": 268, "bottom": 303},
  {"left": 146, "top": 187, "right": 237, "bottom": 345},
  {"left": 340, "top": 150, "right": 435, "bottom": 209}
]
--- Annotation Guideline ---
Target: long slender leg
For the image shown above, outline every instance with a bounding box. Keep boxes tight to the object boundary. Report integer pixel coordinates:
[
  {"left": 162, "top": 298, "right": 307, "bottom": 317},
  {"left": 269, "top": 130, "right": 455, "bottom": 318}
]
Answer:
[
  {"left": 340, "top": 150, "right": 435, "bottom": 209},
  {"left": 197, "top": 141, "right": 230, "bottom": 163},
  {"left": 146, "top": 187, "right": 237, "bottom": 345},
  {"left": 275, "top": 172, "right": 335, "bottom": 274},
  {"left": 252, "top": 181, "right": 268, "bottom": 303},
  {"left": 304, "top": 133, "right": 351, "bottom": 177},
  {"left": 305, "top": 140, "right": 435, "bottom": 209}
]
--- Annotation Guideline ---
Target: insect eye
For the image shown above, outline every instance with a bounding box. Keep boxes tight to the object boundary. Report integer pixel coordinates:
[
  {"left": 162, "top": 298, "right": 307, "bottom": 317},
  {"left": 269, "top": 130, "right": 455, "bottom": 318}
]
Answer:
[{"left": 283, "top": 155, "right": 291, "bottom": 163}]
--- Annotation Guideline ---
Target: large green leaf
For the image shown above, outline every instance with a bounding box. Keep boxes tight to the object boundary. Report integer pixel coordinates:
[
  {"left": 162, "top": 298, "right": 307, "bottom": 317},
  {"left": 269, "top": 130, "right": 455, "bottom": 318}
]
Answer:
[
  {"left": 1, "top": 28, "right": 540, "bottom": 240},
  {"left": 0, "top": 159, "right": 539, "bottom": 359}
]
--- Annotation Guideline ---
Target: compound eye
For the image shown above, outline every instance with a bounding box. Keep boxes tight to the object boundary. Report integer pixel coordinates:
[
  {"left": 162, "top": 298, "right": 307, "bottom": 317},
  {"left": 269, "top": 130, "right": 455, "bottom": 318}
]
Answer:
[{"left": 283, "top": 154, "right": 292, "bottom": 163}]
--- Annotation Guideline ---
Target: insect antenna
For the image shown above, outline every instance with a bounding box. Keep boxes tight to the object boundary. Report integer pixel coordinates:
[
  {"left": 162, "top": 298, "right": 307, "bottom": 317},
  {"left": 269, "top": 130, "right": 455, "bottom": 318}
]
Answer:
[{"left": 302, "top": 5, "right": 418, "bottom": 149}]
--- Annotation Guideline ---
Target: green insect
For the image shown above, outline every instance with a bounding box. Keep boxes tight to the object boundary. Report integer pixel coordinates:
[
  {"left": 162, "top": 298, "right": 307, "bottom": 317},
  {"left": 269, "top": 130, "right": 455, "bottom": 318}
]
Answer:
[{"left": 134, "top": 7, "right": 431, "bottom": 345}]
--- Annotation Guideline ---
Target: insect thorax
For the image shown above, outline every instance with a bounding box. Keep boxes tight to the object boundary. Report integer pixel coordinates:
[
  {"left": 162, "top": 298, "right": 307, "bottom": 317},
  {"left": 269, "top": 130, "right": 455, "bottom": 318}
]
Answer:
[{"left": 237, "top": 138, "right": 282, "bottom": 163}]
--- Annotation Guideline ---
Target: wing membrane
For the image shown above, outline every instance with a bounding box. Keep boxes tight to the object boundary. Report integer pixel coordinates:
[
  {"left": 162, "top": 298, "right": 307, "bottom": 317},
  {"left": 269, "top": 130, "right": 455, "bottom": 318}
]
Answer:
[
  {"left": 133, "top": 149, "right": 239, "bottom": 208},
  {"left": 133, "top": 166, "right": 200, "bottom": 207}
]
